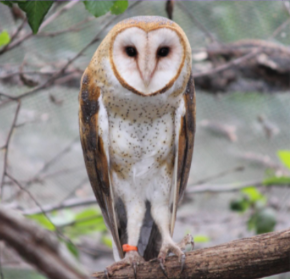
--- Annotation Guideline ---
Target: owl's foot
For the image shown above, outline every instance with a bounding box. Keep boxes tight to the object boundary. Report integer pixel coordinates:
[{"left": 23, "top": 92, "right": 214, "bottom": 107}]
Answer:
[
  {"left": 106, "top": 251, "right": 144, "bottom": 278},
  {"left": 158, "top": 234, "right": 194, "bottom": 274}
]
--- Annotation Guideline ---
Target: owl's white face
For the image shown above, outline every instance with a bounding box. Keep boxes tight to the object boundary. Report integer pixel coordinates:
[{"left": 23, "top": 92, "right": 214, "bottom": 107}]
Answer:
[{"left": 111, "top": 27, "right": 185, "bottom": 96}]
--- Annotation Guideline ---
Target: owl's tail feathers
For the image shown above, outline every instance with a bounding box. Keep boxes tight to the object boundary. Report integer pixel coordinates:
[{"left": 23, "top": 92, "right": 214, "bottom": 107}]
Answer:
[
  {"left": 143, "top": 223, "right": 162, "bottom": 261},
  {"left": 138, "top": 201, "right": 162, "bottom": 261}
]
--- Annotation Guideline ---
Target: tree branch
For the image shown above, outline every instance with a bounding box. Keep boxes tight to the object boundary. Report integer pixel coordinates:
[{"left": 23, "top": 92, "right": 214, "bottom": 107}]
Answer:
[
  {"left": 0, "top": 100, "right": 21, "bottom": 198},
  {"left": 0, "top": 206, "right": 89, "bottom": 279},
  {"left": 93, "top": 228, "right": 290, "bottom": 279}
]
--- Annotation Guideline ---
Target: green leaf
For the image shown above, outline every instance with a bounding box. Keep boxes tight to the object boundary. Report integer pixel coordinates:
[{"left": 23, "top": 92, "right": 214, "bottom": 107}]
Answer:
[
  {"left": 255, "top": 208, "right": 276, "bottom": 234},
  {"left": 27, "top": 214, "right": 55, "bottom": 231},
  {"left": 241, "top": 187, "right": 266, "bottom": 203},
  {"left": 49, "top": 210, "right": 75, "bottom": 227},
  {"left": 17, "top": 1, "right": 53, "bottom": 34},
  {"left": 194, "top": 235, "right": 210, "bottom": 243},
  {"left": 0, "top": 30, "right": 10, "bottom": 47},
  {"left": 74, "top": 208, "right": 106, "bottom": 232},
  {"left": 277, "top": 150, "right": 290, "bottom": 170},
  {"left": 84, "top": 1, "right": 114, "bottom": 17},
  {"left": 1, "top": 1, "right": 13, "bottom": 7},
  {"left": 75, "top": 208, "right": 101, "bottom": 221},
  {"left": 230, "top": 197, "right": 250, "bottom": 212},
  {"left": 263, "top": 176, "right": 290, "bottom": 186},
  {"left": 111, "top": 0, "right": 128, "bottom": 15},
  {"left": 65, "top": 208, "right": 106, "bottom": 239},
  {"left": 66, "top": 241, "right": 79, "bottom": 259},
  {"left": 247, "top": 207, "right": 277, "bottom": 234}
]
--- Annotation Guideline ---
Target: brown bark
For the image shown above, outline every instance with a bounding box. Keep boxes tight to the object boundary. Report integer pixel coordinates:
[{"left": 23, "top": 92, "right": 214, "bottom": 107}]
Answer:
[
  {"left": 193, "top": 39, "right": 290, "bottom": 93},
  {"left": 0, "top": 206, "right": 89, "bottom": 279},
  {"left": 93, "top": 228, "right": 290, "bottom": 279}
]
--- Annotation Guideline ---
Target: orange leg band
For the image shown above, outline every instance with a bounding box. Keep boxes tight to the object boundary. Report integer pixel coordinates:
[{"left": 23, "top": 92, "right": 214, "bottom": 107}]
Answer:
[{"left": 122, "top": 244, "right": 138, "bottom": 253}]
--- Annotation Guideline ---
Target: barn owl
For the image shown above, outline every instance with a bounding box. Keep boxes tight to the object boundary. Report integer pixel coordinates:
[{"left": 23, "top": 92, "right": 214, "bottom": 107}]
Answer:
[{"left": 79, "top": 16, "right": 195, "bottom": 275}]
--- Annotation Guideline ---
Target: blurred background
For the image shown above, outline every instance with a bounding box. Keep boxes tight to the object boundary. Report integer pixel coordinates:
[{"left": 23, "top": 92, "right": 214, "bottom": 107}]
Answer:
[{"left": 0, "top": 1, "right": 290, "bottom": 278}]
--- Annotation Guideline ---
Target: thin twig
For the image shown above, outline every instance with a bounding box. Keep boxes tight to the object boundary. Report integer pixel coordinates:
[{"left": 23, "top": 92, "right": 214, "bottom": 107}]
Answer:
[
  {"left": 270, "top": 17, "right": 290, "bottom": 39},
  {"left": 40, "top": 165, "right": 84, "bottom": 180},
  {"left": 4, "top": 136, "right": 79, "bottom": 203},
  {"left": 60, "top": 177, "right": 88, "bottom": 203},
  {"left": 0, "top": 92, "right": 17, "bottom": 101},
  {"left": 5, "top": 173, "right": 79, "bottom": 252},
  {"left": 176, "top": 2, "right": 216, "bottom": 43},
  {"left": 0, "top": 69, "right": 82, "bottom": 80},
  {"left": 40, "top": 1, "right": 80, "bottom": 32},
  {"left": 11, "top": 18, "right": 27, "bottom": 41},
  {"left": 0, "top": 19, "right": 28, "bottom": 55},
  {"left": 5, "top": 172, "right": 56, "bottom": 228},
  {"left": 191, "top": 166, "right": 245, "bottom": 186},
  {"left": 187, "top": 180, "right": 264, "bottom": 194},
  {"left": 22, "top": 197, "right": 96, "bottom": 215},
  {"left": 0, "top": 101, "right": 21, "bottom": 199},
  {"left": 37, "top": 16, "right": 95, "bottom": 38}
]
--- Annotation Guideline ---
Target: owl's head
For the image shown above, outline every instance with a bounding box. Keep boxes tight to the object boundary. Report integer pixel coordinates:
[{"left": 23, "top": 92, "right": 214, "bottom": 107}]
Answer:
[{"left": 105, "top": 16, "right": 191, "bottom": 96}]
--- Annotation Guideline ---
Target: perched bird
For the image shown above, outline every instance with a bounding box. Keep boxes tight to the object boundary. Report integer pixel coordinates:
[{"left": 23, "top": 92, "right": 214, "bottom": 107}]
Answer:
[{"left": 79, "top": 16, "right": 195, "bottom": 275}]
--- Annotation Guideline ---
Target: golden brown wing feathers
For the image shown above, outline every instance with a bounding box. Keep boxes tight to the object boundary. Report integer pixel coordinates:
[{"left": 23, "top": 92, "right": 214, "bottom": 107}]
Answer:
[{"left": 79, "top": 69, "right": 123, "bottom": 258}]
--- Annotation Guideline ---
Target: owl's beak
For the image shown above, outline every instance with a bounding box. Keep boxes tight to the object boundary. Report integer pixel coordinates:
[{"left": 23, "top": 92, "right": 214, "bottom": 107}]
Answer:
[
  {"left": 143, "top": 73, "right": 151, "bottom": 88},
  {"left": 140, "top": 50, "right": 156, "bottom": 88}
]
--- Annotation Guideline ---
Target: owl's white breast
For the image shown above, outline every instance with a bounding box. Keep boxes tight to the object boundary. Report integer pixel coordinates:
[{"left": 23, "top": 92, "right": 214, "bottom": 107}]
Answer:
[{"left": 97, "top": 58, "right": 186, "bottom": 201}]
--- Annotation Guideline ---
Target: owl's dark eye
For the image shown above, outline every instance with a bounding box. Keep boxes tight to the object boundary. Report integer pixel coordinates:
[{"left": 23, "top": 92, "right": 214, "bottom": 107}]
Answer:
[
  {"left": 125, "top": 46, "right": 137, "bottom": 57},
  {"left": 157, "top": 47, "right": 170, "bottom": 57}
]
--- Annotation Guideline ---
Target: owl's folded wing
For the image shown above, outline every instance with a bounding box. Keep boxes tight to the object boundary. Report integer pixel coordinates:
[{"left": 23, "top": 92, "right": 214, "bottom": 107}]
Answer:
[
  {"left": 170, "top": 74, "right": 196, "bottom": 234},
  {"left": 79, "top": 68, "right": 123, "bottom": 259}
]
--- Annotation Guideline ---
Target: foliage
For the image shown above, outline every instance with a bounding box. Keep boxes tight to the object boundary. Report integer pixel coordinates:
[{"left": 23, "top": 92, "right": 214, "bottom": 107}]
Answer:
[
  {"left": 277, "top": 150, "right": 290, "bottom": 170},
  {"left": 84, "top": 0, "right": 128, "bottom": 17},
  {"left": 230, "top": 149, "right": 290, "bottom": 235},
  {"left": 247, "top": 207, "right": 276, "bottom": 234},
  {"left": 17, "top": 1, "right": 54, "bottom": 34},
  {"left": 194, "top": 235, "right": 210, "bottom": 243},
  {"left": 0, "top": 30, "right": 10, "bottom": 47},
  {"left": 0, "top": 0, "right": 128, "bottom": 34},
  {"left": 28, "top": 207, "right": 109, "bottom": 259}
]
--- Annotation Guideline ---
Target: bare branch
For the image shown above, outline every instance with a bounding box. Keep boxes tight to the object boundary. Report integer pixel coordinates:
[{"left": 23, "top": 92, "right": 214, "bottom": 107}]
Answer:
[
  {"left": 93, "top": 229, "right": 290, "bottom": 279},
  {"left": 192, "top": 47, "right": 261, "bottom": 78},
  {"left": 4, "top": 136, "right": 79, "bottom": 203},
  {"left": 0, "top": 206, "right": 89, "bottom": 279},
  {"left": 37, "top": 16, "right": 95, "bottom": 38},
  {"left": 22, "top": 197, "right": 96, "bottom": 216},
  {"left": 176, "top": 2, "right": 216, "bottom": 43},
  {"left": 187, "top": 180, "right": 264, "bottom": 194},
  {"left": 192, "top": 12, "right": 290, "bottom": 80},
  {"left": 5, "top": 172, "right": 56, "bottom": 227},
  {"left": 190, "top": 166, "right": 245, "bottom": 186},
  {"left": 0, "top": 101, "right": 21, "bottom": 198}
]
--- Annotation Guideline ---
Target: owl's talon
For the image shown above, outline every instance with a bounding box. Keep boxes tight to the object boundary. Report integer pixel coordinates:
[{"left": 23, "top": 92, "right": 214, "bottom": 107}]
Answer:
[
  {"left": 191, "top": 239, "right": 194, "bottom": 251},
  {"left": 133, "top": 262, "right": 137, "bottom": 279},
  {"left": 158, "top": 257, "right": 169, "bottom": 279},
  {"left": 105, "top": 268, "right": 110, "bottom": 279},
  {"left": 177, "top": 234, "right": 194, "bottom": 251},
  {"left": 180, "top": 253, "right": 186, "bottom": 272}
]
